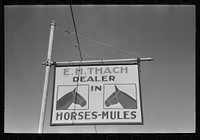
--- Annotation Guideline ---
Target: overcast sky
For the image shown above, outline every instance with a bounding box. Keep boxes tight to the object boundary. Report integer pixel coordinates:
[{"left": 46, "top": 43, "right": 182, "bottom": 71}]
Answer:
[{"left": 5, "top": 5, "right": 195, "bottom": 133}]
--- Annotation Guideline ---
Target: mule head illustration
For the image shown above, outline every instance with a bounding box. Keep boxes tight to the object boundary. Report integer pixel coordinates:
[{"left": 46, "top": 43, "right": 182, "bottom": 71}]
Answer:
[
  {"left": 72, "top": 88, "right": 87, "bottom": 107},
  {"left": 56, "top": 87, "right": 87, "bottom": 110},
  {"left": 105, "top": 85, "right": 119, "bottom": 107},
  {"left": 105, "top": 85, "right": 137, "bottom": 109}
]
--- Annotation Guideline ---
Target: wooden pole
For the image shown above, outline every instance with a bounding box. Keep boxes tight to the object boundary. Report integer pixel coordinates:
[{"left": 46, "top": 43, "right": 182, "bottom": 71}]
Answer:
[{"left": 38, "top": 20, "right": 55, "bottom": 133}]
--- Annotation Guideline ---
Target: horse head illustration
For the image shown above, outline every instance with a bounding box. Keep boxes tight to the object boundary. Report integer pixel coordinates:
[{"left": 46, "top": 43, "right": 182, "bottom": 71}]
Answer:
[
  {"left": 56, "top": 87, "right": 87, "bottom": 110},
  {"left": 105, "top": 85, "right": 137, "bottom": 109}
]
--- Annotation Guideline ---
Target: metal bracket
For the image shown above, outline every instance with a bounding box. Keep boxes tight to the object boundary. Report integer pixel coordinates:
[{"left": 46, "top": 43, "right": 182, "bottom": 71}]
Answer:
[
  {"left": 137, "top": 58, "right": 141, "bottom": 63},
  {"left": 41, "top": 59, "right": 54, "bottom": 66},
  {"left": 137, "top": 58, "right": 141, "bottom": 73},
  {"left": 75, "top": 43, "right": 80, "bottom": 49}
]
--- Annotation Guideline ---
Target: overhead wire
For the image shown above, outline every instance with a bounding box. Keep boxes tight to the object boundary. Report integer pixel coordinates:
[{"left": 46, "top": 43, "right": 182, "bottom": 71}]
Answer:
[
  {"left": 78, "top": 46, "right": 96, "bottom": 60},
  {"left": 59, "top": 32, "right": 96, "bottom": 60},
  {"left": 55, "top": 26, "right": 144, "bottom": 58},
  {"left": 69, "top": 5, "right": 81, "bottom": 126},
  {"left": 70, "top": 5, "right": 83, "bottom": 61},
  {"left": 69, "top": 6, "right": 97, "bottom": 133}
]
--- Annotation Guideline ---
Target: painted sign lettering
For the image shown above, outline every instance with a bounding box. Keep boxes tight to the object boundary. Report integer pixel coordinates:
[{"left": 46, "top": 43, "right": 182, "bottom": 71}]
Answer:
[{"left": 51, "top": 64, "right": 143, "bottom": 125}]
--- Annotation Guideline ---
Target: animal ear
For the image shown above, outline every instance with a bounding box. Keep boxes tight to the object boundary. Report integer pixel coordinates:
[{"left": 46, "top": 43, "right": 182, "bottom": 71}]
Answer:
[
  {"left": 73, "top": 87, "right": 77, "bottom": 92},
  {"left": 115, "top": 85, "right": 119, "bottom": 91}
]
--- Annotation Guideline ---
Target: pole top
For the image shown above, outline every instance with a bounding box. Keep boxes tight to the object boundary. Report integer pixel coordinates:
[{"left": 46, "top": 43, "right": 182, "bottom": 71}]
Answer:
[{"left": 50, "top": 20, "right": 56, "bottom": 26}]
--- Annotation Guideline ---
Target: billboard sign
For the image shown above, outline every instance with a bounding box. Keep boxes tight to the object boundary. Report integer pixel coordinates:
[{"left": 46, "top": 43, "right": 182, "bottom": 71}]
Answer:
[{"left": 51, "top": 64, "right": 143, "bottom": 125}]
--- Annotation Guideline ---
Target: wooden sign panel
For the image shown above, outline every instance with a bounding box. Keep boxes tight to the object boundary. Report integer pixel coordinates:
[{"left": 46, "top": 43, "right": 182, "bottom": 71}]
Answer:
[{"left": 51, "top": 64, "right": 143, "bottom": 125}]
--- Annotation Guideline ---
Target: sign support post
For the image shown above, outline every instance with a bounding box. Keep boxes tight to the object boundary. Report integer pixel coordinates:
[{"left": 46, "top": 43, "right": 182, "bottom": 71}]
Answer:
[{"left": 38, "top": 20, "right": 55, "bottom": 133}]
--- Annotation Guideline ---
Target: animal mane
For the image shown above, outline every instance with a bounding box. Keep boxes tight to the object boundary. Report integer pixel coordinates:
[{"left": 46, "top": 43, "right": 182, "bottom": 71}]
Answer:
[
  {"left": 117, "top": 89, "right": 137, "bottom": 109},
  {"left": 56, "top": 91, "right": 74, "bottom": 110}
]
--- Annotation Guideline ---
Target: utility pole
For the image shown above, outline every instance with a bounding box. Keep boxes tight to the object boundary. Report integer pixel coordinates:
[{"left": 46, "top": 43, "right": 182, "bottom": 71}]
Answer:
[{"left": 38, "top": 20, "right": 55, "bottom": 133}]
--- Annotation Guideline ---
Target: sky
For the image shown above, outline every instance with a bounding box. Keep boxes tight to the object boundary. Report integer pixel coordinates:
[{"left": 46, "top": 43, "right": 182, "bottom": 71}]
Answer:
[{"left": 5, "top": 5, "right": 195, "bottom": 133}]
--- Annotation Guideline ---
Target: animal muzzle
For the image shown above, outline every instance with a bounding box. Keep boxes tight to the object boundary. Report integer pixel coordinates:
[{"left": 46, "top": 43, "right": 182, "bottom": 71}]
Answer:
[
  {"left": 80, "top": 100, "right": 86, "bottom": 107},
  {"left": 105, "top": 100, "right": 110, "bottom": 107}
]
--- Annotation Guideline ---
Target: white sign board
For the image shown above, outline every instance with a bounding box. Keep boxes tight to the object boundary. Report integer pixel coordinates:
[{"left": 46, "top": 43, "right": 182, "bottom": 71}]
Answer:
[{"left": 51, "top": 64, "right": 143, "bottom": 125}]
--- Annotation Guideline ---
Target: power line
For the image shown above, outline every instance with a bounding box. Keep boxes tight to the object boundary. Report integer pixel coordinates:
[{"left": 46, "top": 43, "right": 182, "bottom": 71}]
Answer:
[
  {"left": 70, "top": 5, "right": 83, "bottom": 61},
  {"left": 79, "top": 46, "right": 96, "bottom": 60},
  {"left": 57, "top": 29, "right": 96, "bottom": 60},
  {"left": 69, "top": 7, "right": 97, "bottom": 131},
  {"left": 55, "top": 26, "right": 144, "bottom": 58},
  {"left": 69, "top": 5, "right": 80, "bottom": 125}
]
